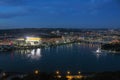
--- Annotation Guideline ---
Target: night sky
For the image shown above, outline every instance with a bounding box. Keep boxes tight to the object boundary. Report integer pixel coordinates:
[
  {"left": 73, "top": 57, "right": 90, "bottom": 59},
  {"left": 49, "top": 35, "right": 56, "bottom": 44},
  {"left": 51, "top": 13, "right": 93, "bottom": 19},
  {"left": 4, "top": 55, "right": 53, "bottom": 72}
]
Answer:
[{"left": 0, "top": 0, "right": 120, "bottom": 29}]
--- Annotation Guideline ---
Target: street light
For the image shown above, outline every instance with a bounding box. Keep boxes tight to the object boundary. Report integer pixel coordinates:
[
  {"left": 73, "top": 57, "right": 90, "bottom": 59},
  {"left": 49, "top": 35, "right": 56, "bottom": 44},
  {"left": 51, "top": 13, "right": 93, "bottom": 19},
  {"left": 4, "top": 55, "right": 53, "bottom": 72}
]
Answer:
[
  {"left": 78, "top": 71, "right": 81, "bottom": 75},
  {"left": 67, "top": 71, "right": 71, "bottom": 75},
  {"left": 56, "top": 70, "right": 60, "bottom": 75},
  {"left": 2, "top": 72, "right": 6, "bottom": 77},
  {"left": 34, "top": 70, "right": 39, "bottom": 75},
  {"left": 56, "top": 70, "right": 62, "bottom": 79}
]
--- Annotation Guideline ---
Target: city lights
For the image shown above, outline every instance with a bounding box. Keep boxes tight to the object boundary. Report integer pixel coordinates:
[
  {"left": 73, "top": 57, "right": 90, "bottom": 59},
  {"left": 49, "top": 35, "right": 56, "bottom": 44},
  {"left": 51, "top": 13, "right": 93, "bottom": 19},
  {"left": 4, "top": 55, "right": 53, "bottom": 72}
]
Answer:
[
  {"left": 56, "top": 70, "right": 60, "bottom": 74},
  {"left": 67, "top": 71, "right": 71, "bottom": 75},
  {"left": 34, "top": 70, "right": 39, "bottom": 75}
]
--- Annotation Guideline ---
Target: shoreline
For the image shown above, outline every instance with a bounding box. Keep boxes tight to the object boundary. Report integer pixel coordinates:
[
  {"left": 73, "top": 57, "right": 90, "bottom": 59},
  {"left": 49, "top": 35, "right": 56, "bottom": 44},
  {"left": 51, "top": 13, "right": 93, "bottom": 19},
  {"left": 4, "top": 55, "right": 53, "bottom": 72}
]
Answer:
[
  {"left": 1, "top": 70, "right": 120, "bottom": 80},
  {"left": 0, "top": 41, "right": 102, "bottom": 51},
  {"left": 101, "top": 49, "right": 120, "bottom": 54}
]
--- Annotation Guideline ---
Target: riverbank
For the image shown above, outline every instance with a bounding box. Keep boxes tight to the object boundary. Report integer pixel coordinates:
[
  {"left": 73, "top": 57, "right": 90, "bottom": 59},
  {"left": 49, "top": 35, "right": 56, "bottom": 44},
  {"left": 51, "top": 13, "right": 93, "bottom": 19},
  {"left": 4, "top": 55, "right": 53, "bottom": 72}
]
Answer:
[
  {"left": 0, "top": 40, "right": 102, "bottom": 51},
  {"left": 1, "top": 71, "right": 120, "bottom": 80},
  {"left": 101, "top": 43, "right": 120, "bottom": 54},
  {"left": 0, "top": 41, "right": 76, "bottom": 51}
]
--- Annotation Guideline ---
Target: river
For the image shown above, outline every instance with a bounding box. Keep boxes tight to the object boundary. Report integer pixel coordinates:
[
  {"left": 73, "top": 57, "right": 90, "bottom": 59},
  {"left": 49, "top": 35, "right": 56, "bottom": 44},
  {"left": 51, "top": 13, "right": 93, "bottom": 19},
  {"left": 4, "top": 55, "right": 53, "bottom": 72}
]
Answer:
[{"left": 0, "top": 43, "right": 120, "bottom": 74}]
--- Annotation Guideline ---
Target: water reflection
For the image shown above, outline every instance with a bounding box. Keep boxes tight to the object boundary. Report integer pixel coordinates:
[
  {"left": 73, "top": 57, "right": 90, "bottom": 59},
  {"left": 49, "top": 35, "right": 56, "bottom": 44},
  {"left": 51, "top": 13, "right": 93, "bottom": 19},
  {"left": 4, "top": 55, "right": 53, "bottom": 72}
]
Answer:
[
  {"left": 96, "top": 53, "right": 101, "bottom": 59},
  {"left": 27, "top": 48, "right": 42, "bottom": 60},
  {"left": 93, "top": 49, "right": 107, "bottom": 59}
]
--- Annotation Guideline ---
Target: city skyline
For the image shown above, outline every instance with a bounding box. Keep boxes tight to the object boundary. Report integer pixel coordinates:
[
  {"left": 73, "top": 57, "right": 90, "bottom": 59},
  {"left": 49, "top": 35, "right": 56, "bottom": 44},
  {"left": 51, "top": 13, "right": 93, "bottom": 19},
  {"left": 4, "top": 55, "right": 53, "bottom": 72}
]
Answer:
[{"left": 0, "top": 0, "right": 120, "bottom": 29}]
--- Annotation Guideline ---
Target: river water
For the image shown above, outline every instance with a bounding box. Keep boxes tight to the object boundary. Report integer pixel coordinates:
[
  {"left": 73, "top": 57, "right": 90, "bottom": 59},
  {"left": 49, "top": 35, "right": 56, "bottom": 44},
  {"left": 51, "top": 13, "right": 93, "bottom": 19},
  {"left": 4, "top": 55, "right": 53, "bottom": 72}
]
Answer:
[{"left": 0, "top": 43, "right": 120, "bottom": 73}]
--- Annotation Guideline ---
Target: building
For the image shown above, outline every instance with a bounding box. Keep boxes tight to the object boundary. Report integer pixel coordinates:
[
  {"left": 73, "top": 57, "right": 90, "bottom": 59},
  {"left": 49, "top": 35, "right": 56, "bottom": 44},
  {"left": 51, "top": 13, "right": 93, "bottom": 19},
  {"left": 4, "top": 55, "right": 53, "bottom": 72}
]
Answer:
[
  {"left": 25, "top": 37, "right": 42, "bottom": 46},
  {"left": 16, "top": 37, "right": 42, "bottom": 46}
]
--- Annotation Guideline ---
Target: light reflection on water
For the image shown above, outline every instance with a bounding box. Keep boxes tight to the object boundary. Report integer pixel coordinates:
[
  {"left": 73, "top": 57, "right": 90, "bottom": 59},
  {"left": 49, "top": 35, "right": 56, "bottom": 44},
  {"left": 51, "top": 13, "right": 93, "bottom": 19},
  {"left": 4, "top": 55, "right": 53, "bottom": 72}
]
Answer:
[
  {"left": 13, "top": 48, "right": 42, "bottom": 61},
  {"left": 27, "top": 48, "right": 42, "bottom": 60}
]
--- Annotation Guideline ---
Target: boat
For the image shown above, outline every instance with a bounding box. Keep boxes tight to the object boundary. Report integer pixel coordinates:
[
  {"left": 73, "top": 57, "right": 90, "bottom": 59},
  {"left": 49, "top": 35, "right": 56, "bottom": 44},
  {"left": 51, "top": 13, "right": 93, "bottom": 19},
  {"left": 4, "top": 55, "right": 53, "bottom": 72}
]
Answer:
[{"left": 96, "top": 47, "right": 102, "bottom": 53}]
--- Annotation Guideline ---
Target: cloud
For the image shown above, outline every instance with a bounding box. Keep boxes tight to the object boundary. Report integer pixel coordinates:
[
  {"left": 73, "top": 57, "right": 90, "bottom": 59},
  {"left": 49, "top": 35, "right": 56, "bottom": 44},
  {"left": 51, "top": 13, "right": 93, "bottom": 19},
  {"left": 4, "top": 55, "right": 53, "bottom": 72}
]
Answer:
[
  {"left": 83, "top": 0, "right": 113, "bottom": 15},
  {"left": 0, "top": 13, "right": 26, "bottom": 18},
  {"left": 0, "top": 7, "right": 35, "bottom": 18},
  {"left": 91, "top": 0, "right": 112, "bottom": 4},
  {"left": 0, "top": 0, "right": 34, "bottom": 6},
  {"left": 0, "top": 0, "right": 57, "bottom": 18},
  {"left": 0, "top": 0, "right": 118, "bottom": 18},
  {"left": 0, "top": 0, "right": 23, "bottom": 6}
]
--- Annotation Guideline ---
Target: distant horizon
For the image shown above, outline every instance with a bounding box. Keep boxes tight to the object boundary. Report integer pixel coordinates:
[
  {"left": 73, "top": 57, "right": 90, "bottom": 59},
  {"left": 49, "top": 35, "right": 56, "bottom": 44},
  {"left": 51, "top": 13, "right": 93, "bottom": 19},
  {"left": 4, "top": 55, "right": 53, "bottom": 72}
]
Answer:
[{"left": 0, "top": 27, "right": 119, "bottom": 30}]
